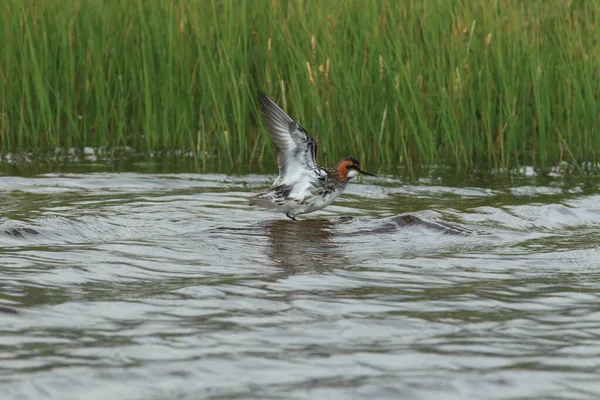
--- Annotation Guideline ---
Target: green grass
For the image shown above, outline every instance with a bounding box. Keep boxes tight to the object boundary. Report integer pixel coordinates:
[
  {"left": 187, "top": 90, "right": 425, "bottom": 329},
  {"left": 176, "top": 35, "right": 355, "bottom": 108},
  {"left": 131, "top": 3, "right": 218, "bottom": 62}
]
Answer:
[{"left": 1, "top": 0, "right": 599, "bottom": 174}]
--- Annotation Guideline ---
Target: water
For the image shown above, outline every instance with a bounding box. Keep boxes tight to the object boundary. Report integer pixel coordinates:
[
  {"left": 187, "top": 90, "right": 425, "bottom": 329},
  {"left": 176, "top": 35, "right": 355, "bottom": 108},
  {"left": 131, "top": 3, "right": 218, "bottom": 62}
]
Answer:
[{"left": 1, "top": 168, "right": 600, "bottom": 399}]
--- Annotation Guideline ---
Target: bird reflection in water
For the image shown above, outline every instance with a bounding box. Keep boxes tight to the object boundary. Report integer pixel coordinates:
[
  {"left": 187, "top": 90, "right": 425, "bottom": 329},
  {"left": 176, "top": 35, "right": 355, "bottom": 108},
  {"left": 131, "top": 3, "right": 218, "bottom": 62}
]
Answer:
[
  {"left": 262, "top": 214, "right": 476, "bottom": 280},
  {"left": 263, "top": 219, "right": 351, "bottom": 279}
]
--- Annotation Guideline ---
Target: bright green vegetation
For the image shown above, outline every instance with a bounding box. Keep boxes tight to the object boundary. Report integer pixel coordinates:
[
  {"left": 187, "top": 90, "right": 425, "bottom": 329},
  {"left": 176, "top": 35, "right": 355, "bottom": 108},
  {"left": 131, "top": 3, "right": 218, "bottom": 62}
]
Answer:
[{"left": 1, "top": 0, "right": 599, "bottom": 173}]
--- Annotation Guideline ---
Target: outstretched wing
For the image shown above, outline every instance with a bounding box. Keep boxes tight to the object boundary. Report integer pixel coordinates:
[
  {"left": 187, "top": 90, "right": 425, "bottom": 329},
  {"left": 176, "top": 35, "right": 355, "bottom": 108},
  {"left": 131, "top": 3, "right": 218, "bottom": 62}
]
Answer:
[{"left": 258, "top": 92, "right": 319, "bottom": 184}]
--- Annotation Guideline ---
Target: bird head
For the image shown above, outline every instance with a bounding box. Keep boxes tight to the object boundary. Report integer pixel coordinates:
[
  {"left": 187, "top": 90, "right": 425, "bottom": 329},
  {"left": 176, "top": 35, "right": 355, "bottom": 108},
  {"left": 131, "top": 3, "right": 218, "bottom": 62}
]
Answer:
[{"left": 336, "top": 157, "right": 375, "bottom": 182}]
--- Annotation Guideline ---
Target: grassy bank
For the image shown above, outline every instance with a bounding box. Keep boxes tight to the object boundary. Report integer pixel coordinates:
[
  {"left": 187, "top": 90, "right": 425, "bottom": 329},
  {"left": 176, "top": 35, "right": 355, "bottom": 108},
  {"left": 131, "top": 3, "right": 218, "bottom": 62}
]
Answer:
[{"left": 1, "top": 0, "right": 599, "bottom": 173}]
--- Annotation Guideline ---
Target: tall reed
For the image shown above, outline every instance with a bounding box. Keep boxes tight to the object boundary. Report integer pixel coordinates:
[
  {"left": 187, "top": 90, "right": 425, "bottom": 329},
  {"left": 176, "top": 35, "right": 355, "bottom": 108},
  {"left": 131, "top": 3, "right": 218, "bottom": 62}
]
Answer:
[{"left": 1, "top": 0, "right": 599, "bottom": 173}]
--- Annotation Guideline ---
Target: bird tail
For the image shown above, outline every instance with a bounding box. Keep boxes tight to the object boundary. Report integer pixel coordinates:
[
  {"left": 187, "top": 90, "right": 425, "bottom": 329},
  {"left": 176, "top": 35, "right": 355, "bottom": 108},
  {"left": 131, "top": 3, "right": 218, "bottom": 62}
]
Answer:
[
  {"left": 247, "top": 195, "right": 271, "bottom": 208},
  {"left": 247, "top": 194, "right": 289, "bottom": 212}
]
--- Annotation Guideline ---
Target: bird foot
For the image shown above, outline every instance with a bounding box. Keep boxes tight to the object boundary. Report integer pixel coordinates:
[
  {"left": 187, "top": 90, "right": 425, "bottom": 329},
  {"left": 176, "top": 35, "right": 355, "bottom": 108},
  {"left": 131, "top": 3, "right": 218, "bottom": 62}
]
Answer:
[{"left": 286, "top": 213, "right": 297, "bottom": 221}]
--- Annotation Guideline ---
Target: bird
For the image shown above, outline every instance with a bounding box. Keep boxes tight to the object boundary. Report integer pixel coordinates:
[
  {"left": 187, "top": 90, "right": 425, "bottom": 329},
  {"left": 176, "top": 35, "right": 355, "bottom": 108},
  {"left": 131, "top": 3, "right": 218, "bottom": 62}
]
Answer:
[{"left": 248, "top": 92, "right": 375, "bottom": 221}]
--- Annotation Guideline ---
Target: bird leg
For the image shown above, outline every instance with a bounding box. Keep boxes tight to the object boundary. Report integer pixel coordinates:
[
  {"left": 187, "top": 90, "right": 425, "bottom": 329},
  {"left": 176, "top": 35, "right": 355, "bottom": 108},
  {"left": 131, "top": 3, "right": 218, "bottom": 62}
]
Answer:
[{"left": 286, "top": 213, "right": 297, "bottom": 221}]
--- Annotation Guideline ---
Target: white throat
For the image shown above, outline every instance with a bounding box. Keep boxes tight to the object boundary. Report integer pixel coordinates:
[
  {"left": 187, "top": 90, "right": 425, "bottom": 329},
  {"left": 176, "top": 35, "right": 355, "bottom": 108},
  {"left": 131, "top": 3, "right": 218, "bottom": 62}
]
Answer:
[{"left": 346, "top": 169, "right": 359, "bottom": 180}]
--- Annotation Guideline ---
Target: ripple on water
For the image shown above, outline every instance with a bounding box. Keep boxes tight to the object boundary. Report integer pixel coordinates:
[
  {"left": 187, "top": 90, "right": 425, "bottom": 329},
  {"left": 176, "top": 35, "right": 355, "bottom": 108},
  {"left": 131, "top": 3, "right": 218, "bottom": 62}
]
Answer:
[{"left": 0, "top": 172, "right": 599, "bottom": 399}]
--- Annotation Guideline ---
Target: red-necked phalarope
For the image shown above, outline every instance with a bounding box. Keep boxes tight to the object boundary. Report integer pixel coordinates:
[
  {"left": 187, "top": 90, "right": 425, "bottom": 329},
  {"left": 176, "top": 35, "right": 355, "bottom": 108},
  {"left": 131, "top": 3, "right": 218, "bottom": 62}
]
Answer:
[{"left": 249, "top": 92, "right": 375, "bottom": 220}]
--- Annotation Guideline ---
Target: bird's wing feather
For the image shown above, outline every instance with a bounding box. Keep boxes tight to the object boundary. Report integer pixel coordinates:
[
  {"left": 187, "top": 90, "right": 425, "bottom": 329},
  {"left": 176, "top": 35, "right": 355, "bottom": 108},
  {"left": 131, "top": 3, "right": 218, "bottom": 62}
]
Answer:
[{"left": 258, "top": 92, "right": 319, "bottom": 184}]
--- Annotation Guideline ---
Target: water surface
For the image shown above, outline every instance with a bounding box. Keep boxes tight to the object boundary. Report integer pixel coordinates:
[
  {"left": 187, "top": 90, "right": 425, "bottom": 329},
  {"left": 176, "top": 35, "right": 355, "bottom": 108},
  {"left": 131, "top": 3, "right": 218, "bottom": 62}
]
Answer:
[{"left": 1, "top": 170, "right": 599, "bottom": 399}]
